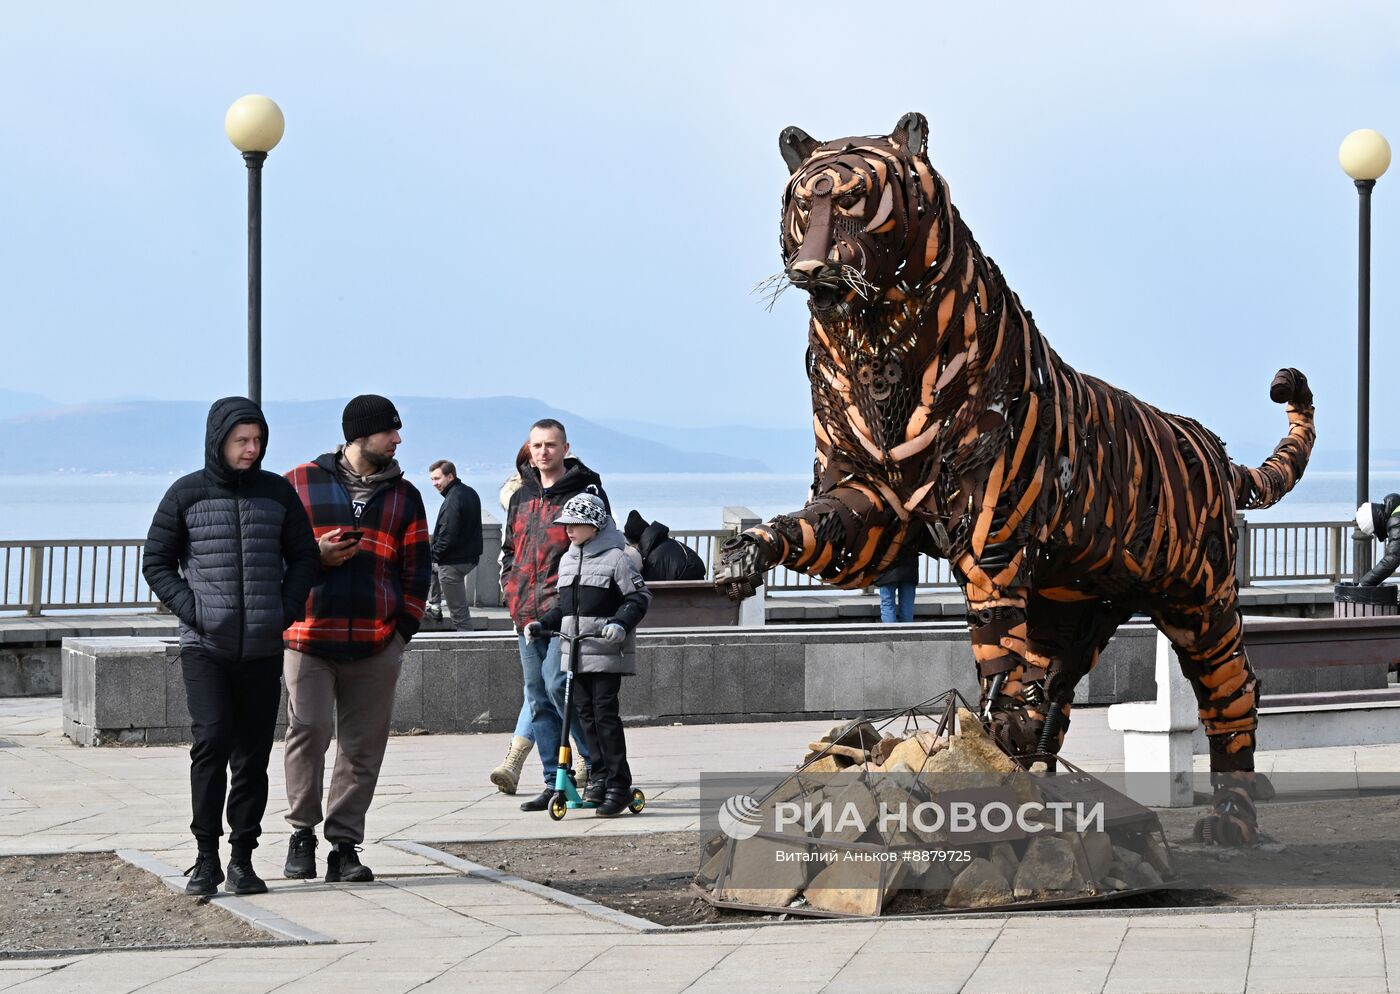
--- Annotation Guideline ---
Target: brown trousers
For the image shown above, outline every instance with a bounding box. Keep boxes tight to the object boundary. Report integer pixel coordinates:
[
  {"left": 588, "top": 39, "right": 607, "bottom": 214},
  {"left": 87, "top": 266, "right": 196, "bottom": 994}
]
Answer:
[{"left": 283, "top": 636, "right": 403, "bottom": 845}]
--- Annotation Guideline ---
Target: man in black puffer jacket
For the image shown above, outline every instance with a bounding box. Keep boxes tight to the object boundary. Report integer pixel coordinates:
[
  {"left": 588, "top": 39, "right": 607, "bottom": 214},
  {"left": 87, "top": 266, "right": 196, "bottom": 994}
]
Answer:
[{"left": 143, "top": 397, "right": 319, "bottom": 898}]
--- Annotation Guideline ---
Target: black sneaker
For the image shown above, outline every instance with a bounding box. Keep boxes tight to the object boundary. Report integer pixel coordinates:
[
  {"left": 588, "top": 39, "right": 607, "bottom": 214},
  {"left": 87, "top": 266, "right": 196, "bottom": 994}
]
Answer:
[
  {"left": 583, "top": 779, "right": 607, "bottom": 805},
  {"left": 184, "top": 851, "right": 224, "bottom": 896},
  {"left": 596, "top": 788, "right": 631, "bottom": 818},
  {"left": 519, "top": 787, "right": 554, "bottom": 812},
  {"left": 283, "top": 828, "right": 318, "bottom": 880},
  {"left": 226, "top": 859, "right": 269, "bottom": 895},
  {"left": 325, "top": 843, "right": 374, "bottom": 883}
]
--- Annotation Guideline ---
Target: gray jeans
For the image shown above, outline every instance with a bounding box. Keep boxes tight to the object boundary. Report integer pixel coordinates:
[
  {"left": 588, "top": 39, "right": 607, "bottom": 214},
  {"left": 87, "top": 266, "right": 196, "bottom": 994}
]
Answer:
[
  {"left": 283, "top": 636, "right": 404, "bottom": 845},
  {"left": 428, "top": 561, "right": 476, "bottom": 632}
]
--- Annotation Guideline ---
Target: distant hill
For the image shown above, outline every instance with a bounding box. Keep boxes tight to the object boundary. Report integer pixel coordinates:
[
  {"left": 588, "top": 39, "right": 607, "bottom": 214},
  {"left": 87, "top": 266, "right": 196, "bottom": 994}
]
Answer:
[
  {"left": 0, "top": 396, "right": 772, "bottom": 475},
  {"left": 0, "top": 388, "right": 57, "bottom": 421},
  {"left": 598, "top": 418, "right": 814, "bottom": 474}
]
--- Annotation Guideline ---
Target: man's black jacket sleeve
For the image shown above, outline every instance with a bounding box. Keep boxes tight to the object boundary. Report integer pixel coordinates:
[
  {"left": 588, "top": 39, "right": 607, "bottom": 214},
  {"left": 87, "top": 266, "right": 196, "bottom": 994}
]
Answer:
[{"left": 142, "top": 484, "right": 197, "bottom": 628}]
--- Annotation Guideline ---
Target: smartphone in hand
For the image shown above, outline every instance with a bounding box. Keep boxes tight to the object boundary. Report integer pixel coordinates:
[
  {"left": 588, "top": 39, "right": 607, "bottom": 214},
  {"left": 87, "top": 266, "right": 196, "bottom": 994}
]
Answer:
[{"left": 340, "top": 530, "right": 365, "bottom": 544}]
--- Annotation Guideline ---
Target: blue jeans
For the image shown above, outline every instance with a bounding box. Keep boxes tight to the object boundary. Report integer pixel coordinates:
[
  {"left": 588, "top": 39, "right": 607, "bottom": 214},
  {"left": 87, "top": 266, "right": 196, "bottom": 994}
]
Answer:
[
  {"left": 517, "top": 634, "right": 589, "bottom": 786},
  {"left": 878, "top": 582, "right": 916, "bottom": 623},
  {"left": 512, "top": 700, "right": 534, "bottom": 739}
]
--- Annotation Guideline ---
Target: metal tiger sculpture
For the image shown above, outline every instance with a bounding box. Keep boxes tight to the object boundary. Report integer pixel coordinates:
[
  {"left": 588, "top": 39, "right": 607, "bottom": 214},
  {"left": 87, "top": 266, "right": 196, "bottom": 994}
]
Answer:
[{"left": 716, "top": 112, "right": 1316, "bottom": 845}]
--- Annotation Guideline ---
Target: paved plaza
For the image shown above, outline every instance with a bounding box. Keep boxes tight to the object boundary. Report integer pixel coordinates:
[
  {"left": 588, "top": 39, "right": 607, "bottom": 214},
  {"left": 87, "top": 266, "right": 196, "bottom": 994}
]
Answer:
[{"left": 1, "top": 696, "right": 1398, "bottom": 993}]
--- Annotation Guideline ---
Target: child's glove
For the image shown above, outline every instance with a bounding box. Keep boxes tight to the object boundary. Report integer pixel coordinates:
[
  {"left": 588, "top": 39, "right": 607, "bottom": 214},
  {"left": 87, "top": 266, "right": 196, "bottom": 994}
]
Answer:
[
  {"left": 523, "top": 621, "right": 546, "bottom": 643},
  {"left": 599, "top": 623, "right": 627, "bottom": 645}
]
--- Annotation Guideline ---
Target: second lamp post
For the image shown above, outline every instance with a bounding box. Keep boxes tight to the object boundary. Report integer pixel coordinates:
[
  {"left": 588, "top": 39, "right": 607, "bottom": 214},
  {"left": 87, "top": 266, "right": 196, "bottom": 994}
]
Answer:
[{"left": 1339, "top": 128, "right": 1391, "bottom": 582}]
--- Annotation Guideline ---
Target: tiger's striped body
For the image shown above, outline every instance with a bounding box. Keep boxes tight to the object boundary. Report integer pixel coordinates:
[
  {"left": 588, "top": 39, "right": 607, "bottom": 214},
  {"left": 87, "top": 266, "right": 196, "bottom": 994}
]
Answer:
[{"left": 723, "top": 113, "right": 1314, "bottom": 843}]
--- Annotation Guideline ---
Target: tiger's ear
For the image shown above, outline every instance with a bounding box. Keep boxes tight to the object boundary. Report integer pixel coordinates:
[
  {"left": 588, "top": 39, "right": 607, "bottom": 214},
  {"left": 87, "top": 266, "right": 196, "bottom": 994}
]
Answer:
[
  {"left": 892, "top": 112, "right": 928, "bottom": 158},
  {"left": 779, "top": 126, "right": 820, "bottom": 174}
]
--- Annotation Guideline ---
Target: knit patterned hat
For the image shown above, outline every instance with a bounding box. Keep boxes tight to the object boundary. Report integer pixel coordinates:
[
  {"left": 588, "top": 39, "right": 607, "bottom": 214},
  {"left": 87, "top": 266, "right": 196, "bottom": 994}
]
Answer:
[
  {"left": 342, "top": 394, "right": 402, "bottom": 442},
  {"left": 554, "top": 492, "right": 608, "bottom": 529}
]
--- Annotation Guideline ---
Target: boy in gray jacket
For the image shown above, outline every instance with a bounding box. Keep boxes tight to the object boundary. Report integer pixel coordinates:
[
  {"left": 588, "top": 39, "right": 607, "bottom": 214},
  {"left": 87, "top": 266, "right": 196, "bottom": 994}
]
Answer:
[{"left": 526, "top": 491, "right": 650, "bottom": 817}]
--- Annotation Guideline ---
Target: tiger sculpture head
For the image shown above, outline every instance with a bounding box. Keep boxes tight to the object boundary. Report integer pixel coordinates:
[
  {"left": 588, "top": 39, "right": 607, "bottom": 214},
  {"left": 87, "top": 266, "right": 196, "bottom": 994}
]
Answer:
[{"left": 779, "top": 111, "right": 945, "bottom": 316}]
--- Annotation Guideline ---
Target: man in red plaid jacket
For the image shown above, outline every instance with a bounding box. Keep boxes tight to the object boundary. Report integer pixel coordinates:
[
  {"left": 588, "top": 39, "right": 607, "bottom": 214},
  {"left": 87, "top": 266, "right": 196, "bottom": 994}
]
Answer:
[{"left": 280, "top": 394, "right": 430, "bottom": 884}]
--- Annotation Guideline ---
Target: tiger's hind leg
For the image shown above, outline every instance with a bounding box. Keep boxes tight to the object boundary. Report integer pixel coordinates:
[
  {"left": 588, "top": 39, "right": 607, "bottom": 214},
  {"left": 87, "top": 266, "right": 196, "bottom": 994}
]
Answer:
[{"left": 1154, "top": 599, "right": 1266, "bottom": 846}]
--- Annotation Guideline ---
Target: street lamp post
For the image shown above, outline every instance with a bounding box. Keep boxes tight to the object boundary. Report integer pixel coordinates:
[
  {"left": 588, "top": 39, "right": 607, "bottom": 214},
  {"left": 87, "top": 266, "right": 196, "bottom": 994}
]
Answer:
[
  {"left": 1339, "top": 129, "right": 1391, "bottom": 583},
  {"left": 224, "top": 95, "right": 285, "bottom": 406}
]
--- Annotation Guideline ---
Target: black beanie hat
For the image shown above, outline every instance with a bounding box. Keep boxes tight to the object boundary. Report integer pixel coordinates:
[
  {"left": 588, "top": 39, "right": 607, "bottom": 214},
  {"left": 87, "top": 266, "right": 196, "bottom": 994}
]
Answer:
[
  {"left": 342, "top": 394, "right": 402, "bottom": 442},
  {"left": 624, "top": 509, "right": 648, "bottom": 545}
]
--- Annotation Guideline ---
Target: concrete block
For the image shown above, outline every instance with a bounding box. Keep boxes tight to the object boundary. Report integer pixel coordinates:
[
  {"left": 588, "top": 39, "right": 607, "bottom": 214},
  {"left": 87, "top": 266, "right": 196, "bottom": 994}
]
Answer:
[
  {"left": 648, "top": 646, "right": 683, "bottom": 719},
  {"left": 92, "top": 657, "right": 131, "bottom": 727},
  {"left": 891, "top": 639, "right": 943, "bottom": 703},
  {"left": 743, "top": 641, "right": 804, "bottom": 714},
  {"left": 483, "top": 645, "right": 525, "bottom": 731},
  {"left": 0, "top": 647, "right": 61, "bottom": 696},
  {"left": 62, "top": 647, "right": 95, "bottom": 725},
  {"left": 861, "top": 641, "right": 896, "bottom": 711},
  {"left": 804, "top": 642, "right": 863, "bottom": 711},
  {"left": 144, "top": 726, "right": 192, "bottom": 746},
  {"left": 128, "top": 653, "right": 167, "bottom": 727},
  {"left": 705, "top": 643, "right": 751, "bottom": 717},
  {"left": 681, "top": 647, "right": 717, "bottom": 718},
  {"left": 393, "top": 649, "right": 425, "bottom": 729},
  {"left": 421, "top": 651, "right": 463, "bottom": 731},
  {"left": 621, "top": 649, "right": 653, "bottom": 720},
  {"left": 63, "top": 715, "right": 96, "bottom": 747}
]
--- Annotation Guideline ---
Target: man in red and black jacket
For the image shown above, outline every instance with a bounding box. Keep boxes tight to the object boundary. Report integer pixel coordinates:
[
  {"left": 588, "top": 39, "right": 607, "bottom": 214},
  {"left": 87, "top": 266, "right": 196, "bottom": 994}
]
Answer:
[
  {"left": 281, "top": 394, "right": 430, "bottom": 883},
  {"left": 501, "top": 418, "right": 609, "bottom": 812}
]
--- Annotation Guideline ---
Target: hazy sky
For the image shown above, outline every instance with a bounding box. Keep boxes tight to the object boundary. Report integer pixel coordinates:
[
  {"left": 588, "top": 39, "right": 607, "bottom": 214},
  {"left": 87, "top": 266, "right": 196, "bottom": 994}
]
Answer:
[{"left": 4, "top": 2, "right": 1400, "bottom": 468}]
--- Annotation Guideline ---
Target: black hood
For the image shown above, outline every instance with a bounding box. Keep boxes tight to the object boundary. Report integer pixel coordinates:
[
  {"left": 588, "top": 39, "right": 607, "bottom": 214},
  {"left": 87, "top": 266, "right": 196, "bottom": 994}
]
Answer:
[
  {"left": 638, "top": 520, "right": 672, "bottom": 558},
  {"left": 519, "top": 456, "right": 603, "bottom": 497},
  {"left": 204, "top": 396, "right": 268, "bottom": 487}
]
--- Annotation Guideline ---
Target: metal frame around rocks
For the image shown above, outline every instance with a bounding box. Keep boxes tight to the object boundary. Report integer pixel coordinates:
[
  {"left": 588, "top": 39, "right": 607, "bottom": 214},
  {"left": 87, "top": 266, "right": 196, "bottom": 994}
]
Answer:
[{"left": 694, "top": 689, "right": 1173, "bottom": 918}]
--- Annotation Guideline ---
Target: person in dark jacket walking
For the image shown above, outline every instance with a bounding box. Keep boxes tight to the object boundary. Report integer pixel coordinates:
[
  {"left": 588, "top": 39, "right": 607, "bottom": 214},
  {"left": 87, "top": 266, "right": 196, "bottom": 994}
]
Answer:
[
  {"left": 527, "top": 492, "right": 650, "bottom": 816},
  {"left": 426, "top": 459, "right": 482, "bottom": 632},
  {"left": 875, "top": 547, "right": 920, "bottom": 623},
  {"left": 622, "top": 510, "right": 707, "bottom": 582},
  {"left": 143, "top": 397, "right": 320, "bottom": 897},
  {"left": 501, "top": 419, "right": 607, "bottom": 812},
  {"left": 1358, "top": 494, "right": 1400, "bottom": 585},
  {"left": 281, "top": 395, "right": 431, "bottom": 884}
]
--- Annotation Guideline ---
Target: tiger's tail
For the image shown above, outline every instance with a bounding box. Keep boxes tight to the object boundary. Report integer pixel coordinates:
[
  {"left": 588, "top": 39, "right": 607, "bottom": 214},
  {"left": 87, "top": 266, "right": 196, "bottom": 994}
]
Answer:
[{"left": 1232, "top": 368, "right": 1316, "bottom": 511}]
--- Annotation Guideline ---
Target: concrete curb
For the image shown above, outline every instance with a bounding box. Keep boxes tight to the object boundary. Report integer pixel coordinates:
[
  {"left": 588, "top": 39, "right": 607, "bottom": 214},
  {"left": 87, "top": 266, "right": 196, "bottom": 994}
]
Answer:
[
  {"left": 114, "top": 849, "right": 336, "bottom": 947},
  {"left": 385, "top": 839, "right": 666, "bottom": 932},
  {"left": 385, "top": 838, "right": 1400, "bottom": 934}
]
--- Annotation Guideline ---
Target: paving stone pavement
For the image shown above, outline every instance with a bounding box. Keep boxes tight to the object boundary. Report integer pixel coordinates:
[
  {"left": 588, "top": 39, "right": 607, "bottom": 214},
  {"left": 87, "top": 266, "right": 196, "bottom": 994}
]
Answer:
[{"left": 2, "top": 696, "right": 1400, "bottom": 993}]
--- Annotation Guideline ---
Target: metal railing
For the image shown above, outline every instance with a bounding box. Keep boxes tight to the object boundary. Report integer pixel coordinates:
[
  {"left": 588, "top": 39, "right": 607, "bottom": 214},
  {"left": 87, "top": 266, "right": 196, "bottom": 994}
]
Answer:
[
  {"left": 1238, "top": 519, "right": 1378, "bottom": 584},
  {"left": 673, "top": 519, "right": 1376, "bottom": 593},
  {"left": 1, "top": 540, "right": 157, "bottom": 615},
  {"left": 0, "top": 520, "right": 1377, "bottom": 616}
]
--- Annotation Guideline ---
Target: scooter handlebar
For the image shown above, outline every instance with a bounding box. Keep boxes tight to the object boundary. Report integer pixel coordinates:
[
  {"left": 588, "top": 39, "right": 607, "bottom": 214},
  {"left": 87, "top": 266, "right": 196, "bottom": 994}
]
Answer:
[{"left": 537, "top": 630, "right": 606, "bottom": 646}]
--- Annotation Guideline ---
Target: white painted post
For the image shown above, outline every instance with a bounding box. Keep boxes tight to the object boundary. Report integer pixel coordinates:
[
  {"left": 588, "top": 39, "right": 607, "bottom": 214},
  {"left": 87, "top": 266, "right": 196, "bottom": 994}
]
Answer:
[
  {"left": 1106, "top": 631, "right": 1198, "bottom": 806},
  {"left": 722, "top": 506, "right": 766, "bottom": 628}
]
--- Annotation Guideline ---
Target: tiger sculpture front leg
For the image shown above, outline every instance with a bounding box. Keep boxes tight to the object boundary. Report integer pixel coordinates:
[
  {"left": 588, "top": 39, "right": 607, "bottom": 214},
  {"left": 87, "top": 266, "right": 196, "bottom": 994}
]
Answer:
[{"left": 714, "top": 481, "right": 910, "bottom": 599}]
